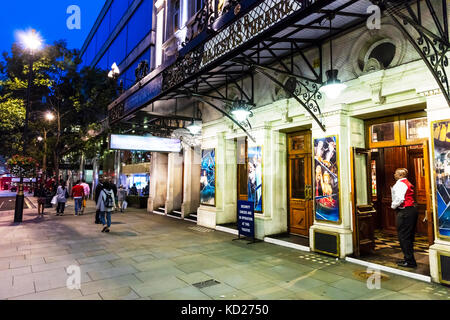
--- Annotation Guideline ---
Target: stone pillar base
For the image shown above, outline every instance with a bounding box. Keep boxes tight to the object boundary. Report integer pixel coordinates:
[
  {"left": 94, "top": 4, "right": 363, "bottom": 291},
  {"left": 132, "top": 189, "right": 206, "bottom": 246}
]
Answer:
[
  {"left": 181, "top": 201, "right": 193, "bottom": 218},
  {"left": 429, "top": 243, "right": 450, "bottom": 284},
  {"left": 309, "top": 225, "right": 353, "bottom": 259},
  {"left": 197, "top": 206, "right": 217, "bottom": 229}
]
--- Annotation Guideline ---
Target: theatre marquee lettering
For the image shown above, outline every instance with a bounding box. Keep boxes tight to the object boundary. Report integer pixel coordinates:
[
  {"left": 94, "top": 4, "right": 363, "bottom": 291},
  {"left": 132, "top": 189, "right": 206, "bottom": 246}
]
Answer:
[{"left": 201, "top": 0, "right": 304, "bottom": 67}]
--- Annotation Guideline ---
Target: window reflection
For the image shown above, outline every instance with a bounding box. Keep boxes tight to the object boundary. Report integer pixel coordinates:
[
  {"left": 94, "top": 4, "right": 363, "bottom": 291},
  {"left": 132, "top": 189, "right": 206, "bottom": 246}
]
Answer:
[{"left": 371, "top": 122, "right": 395, "bottom": 143}]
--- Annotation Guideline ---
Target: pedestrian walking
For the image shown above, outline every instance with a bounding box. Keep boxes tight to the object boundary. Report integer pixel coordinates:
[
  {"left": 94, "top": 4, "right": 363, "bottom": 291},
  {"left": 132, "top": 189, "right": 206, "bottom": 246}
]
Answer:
[
  {"left": 72, "top": 180, "right": 85, "bottom": 216},
  {"left": 55, "top": 181, "right": 69, "bottom": 216},
  {"left": 96, "top": 181, "right": 116, "bottom": 233},
  {"left": 80, "top": 179, "right": 90, "bottom": 214},
  {"left": 94, "top": 179, "right": 104, "bottom": 224},
  {"left": 110, "top": 180, "right": 118, "bottom": 213},
  {"left": 117, "top": 185, "right": 127, "bottom": 213},
  {"left": 36, "top": 184, "right": 46, "bottom": 218},
  {"left": 391, "top": 168, "right": 419, "bottom": 268}
]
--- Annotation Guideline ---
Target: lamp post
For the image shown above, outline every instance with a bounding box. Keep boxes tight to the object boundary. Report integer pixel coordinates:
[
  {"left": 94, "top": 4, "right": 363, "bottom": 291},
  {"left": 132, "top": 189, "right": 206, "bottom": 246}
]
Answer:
[{"left": 14, "top": 29, "right": 43, "bottom": 223}]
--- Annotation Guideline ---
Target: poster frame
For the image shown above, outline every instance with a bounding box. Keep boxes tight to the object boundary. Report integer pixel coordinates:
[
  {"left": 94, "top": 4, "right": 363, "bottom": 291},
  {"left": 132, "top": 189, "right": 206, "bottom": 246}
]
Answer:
[
  {"left": 312, "top": 134, "right": 342, "bottom": 225},
  {"left": 430, "top": 119, "right": 450, "bottom": 240},
  {"left": 200, "top": 148, "right": 216, "bottom": 207},
  {"left": 247, "top": 145, "right": 263, "bottom": 214}
]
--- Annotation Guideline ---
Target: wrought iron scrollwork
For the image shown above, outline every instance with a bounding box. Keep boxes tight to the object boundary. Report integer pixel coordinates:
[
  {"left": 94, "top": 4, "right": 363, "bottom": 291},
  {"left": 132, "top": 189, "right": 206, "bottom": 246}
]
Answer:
[
  {"left": 221, "top": 0, "right": 241, "bottom": 16},
  {"left": 379, "top": 0, "right": 450, "bottom": 105},
  {"left": 108, "top": 103, "right": 124, "bottom": 124},
  {"left": 135, "top": 60, "right": 149, "bottom": 82},
  {"left": 415, "top": 33, "right": 449, "bottom": 93},
  {"left": 184, "top": 0, "right": 216, "bottom": 45},
  {"left": 284, "top": 77, "right": 323, "bottom": 115},
  {"left": 162, "top": 49, "right": 204, "bottom": 91}
]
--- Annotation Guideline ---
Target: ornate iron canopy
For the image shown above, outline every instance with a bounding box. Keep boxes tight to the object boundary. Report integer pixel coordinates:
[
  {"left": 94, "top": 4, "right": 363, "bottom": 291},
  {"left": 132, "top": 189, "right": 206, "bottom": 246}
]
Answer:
[{"left": 375, "top": 0, "right": 449, "bottom": 106}]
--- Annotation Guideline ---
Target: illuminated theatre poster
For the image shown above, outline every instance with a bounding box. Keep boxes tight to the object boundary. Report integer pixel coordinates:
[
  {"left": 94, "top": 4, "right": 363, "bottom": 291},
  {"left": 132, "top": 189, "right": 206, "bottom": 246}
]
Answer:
[
  {"left": 200, "top": 149, "right": 216, "bottom": 206},
  {"left": 248, "top": 146, "right": 263, "bottom": 213},
  {"left": 432, "top": 120, "right": 450, "bottom": 238},
  {"left": 314, "top": 136, "right": 340, "bottom": 223}
]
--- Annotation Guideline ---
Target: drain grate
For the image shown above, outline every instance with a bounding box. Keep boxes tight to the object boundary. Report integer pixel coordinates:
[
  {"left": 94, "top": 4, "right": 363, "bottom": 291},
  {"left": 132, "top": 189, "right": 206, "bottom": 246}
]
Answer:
[
  {"left": 188, "top": 226, "right": 215, "bottom": 233},
  {"left": 192, "top": 279, "right": 221, "bottom": 289}
]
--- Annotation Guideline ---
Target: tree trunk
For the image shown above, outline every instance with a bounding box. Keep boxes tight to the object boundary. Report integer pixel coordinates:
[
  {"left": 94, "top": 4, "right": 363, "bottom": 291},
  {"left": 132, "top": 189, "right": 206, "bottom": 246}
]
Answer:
[
  {"left": 54, "top": 106, "right": 62, "bottom": 181},
  {"left": 53, "top": 151, "right": 60, "bottom": 182}
]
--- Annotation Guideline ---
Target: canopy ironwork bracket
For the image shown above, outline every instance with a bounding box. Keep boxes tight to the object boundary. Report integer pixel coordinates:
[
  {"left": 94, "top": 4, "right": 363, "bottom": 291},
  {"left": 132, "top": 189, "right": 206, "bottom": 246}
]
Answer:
[
  {"left": 379, "top": 0, "right": 450, "bottom": 105},
  {"left": 254, "top": 65, "right": 325, "bottom": 132},
  {"left": 179, "top": 89, "right": 256, "bottom": 142},
  {"left": 231, "top": 57, "right": 326, "bottom": 132}
]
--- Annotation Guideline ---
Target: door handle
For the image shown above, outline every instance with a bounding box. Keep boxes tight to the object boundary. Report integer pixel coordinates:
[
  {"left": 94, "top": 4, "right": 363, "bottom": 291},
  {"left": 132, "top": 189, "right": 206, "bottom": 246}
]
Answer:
[
  {"left": 423, "top": 210, "right": 428, "bottom": 223},
  {"left": 305, "top": 185, "right": 312, "bottom": 200}
]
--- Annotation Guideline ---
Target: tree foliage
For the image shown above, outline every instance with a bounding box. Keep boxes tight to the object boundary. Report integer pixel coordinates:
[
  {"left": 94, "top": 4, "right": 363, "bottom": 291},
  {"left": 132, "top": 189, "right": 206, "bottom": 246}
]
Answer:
[{"left": 0, "top": 40, "right": 117, "bottom": 177}]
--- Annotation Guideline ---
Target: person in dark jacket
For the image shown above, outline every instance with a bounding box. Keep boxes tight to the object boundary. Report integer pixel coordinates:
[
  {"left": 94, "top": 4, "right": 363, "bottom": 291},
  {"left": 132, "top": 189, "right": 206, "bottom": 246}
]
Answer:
[
  {"left": 94, "top": 180, "right": 104, "bottom": 224},
  {"left": 36, "top": 184, "right": 46, "bottom": 217}
]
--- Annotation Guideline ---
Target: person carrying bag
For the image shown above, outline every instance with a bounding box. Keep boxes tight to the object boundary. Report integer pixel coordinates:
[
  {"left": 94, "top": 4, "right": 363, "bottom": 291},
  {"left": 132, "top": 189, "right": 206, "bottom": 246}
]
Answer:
[{"left": 96, "top": 181, "right": 116, "bottom": 233}]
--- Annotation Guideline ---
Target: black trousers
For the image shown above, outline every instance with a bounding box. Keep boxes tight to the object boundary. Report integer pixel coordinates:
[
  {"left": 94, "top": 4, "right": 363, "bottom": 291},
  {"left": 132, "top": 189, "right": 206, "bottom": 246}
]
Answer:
[
  {"left": 56, "top": 202, "right": 65, "bottom": 213},
  {"left": 95, "top": 209, "right": 101, "bottom": 223},
  {"left": 396, "top": 206, "right": 419, "bottom": 264}
]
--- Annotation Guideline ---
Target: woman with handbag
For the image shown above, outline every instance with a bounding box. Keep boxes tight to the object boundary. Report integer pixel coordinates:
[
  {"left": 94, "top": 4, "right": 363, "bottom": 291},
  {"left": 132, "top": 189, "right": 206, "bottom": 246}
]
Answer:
[{"left": 56, "top": 181, "right": 69, "bottom": 216}]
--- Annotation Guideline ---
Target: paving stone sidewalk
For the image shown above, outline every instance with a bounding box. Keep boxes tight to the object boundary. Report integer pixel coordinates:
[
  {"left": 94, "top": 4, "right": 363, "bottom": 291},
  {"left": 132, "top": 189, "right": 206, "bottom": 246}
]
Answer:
[{"left": 0, "top": 199, "right": 449, "bottom": 300}]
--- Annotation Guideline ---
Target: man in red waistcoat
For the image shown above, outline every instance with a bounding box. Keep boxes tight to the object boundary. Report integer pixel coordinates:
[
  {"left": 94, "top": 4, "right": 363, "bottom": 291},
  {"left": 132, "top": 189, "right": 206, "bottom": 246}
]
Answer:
[{"left": 391, "top": 168, "right": 418, "bottom": 268}]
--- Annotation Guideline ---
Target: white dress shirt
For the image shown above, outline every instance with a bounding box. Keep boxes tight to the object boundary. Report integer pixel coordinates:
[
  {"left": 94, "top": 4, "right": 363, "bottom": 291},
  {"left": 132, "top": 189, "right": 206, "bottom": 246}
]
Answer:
[{"left": 391, "top": 178, "right": 408, "bottom": 209}]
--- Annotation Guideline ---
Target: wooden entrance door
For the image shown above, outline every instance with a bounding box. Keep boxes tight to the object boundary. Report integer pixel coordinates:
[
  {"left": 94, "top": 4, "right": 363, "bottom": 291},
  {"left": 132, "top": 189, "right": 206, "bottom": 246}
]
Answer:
[
  {"left": 288, "top": 132, "right": 313, "bottom": 236},
  {"left": 350, "top": 148, "right": 376, "bottom": 256},
  {"left": 237, "top": 138, "right": 248, "bottom": 202},
  {"left": 377, "top": 145, "right": 432, "bottom": 237}
]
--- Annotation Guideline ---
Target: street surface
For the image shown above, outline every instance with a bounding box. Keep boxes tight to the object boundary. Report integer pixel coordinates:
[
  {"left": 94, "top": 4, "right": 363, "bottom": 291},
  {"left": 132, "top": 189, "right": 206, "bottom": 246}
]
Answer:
[
  {"left": 0, "top": 197, "right": 16, "bottom": 211},
  {"left": 0, "top": 197, "right": 449, "bottom": 300}
]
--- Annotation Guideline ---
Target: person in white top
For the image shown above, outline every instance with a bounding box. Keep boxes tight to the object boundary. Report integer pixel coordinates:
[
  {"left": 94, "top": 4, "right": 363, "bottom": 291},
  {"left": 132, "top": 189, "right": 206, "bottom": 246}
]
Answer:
[{"left": 391, "top": 168, "right": 418, "bottom": 268}]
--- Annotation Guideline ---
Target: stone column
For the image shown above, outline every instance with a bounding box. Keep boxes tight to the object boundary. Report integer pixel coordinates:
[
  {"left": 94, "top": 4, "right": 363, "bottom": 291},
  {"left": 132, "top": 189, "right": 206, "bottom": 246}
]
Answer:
[
  {"left": 424, "top": 92, "right": 450, "bottom": 284},
  {"left": 148, "top": 152, "right": 168, "bottom": 213},
  {"left": 197, "top": 132, "right": 237, "bottom": 228},
  {"left": 253, "top": 125, "right": 289, "bottom": 239},
  {"left": 309, "top": 105, "right": 355, "bottom": 258},
  {"left": 114, "top": 151, "right": 121, "bottom": 187},
  {"left": 165, "top": 152, "right": 183, "bottom": 214},
  {"left": 181, "top": 143, "right": 201, "bottom": 218}
]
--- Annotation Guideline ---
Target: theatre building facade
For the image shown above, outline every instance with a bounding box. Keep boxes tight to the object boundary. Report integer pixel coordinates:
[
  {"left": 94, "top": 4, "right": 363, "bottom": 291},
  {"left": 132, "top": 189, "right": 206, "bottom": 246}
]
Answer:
[{"left": 101, "top": 0, "right": 450, "bottom": 285}]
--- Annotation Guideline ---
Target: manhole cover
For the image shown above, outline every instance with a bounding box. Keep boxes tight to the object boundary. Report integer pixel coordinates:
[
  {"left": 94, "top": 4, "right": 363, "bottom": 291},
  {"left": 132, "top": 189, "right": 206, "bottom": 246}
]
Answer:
[
  {"left": 192, "top": 279, "right": 220, "bottom": 289},
  {"left": 353, "top": 270, "right": 390, "bottom": 282}
]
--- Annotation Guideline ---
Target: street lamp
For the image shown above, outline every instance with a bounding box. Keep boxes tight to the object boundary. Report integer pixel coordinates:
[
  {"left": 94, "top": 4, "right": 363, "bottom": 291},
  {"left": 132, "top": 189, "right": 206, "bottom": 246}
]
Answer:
[
  {"left": 14, "top": 29, "right": 43, "bottom": 223},
  {"left": 230, "top": 100, "right": 253, "bottom": 123},
  {"left": 186, "top": 120, "right": 202, "bottom": 135},
  {"left": 45, "top": 112, "right": 55, "bottom": 121},
  {"left": 108, "top": 63, "right": 120, "bottom": 79}
]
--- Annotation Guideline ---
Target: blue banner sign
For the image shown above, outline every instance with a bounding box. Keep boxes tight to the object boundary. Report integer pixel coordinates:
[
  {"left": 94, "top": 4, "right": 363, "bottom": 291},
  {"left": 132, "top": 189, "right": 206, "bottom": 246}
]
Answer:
[{"left": 238, "top": 200, "right": 255, "bottom": 238}]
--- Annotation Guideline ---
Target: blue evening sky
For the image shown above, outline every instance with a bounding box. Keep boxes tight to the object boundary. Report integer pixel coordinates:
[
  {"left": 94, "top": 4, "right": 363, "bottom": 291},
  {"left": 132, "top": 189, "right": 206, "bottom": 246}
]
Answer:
[{"left": 0, "top": 0, "right": 105, "bottom": 54}]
